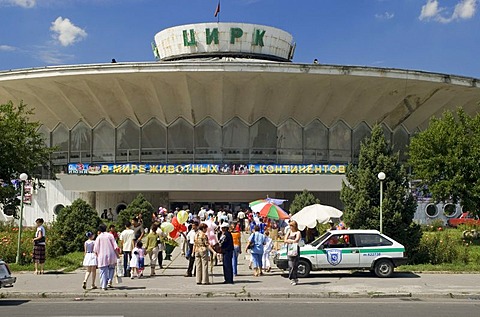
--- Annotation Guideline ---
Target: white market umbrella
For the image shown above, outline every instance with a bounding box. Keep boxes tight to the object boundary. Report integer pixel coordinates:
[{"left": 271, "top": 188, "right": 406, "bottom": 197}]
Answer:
[{"left": 291, "top": 204, "right": 343, "bottom": 230}]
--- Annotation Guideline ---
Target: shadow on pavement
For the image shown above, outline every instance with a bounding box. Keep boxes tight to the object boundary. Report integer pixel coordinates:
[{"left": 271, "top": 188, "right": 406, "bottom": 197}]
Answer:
[
  {"left": 0, "top": 299, "right": 29, "bottom": 306},
  {"left": 296, "top": 281, "right": 330, "bottom": 286},
  {"left": 227, "top": 280, "right": 262, "bottom": 284},
  {"left": 281, "top": 271, "right": 420, "bottom": 279},
  {"left": 106, "top": 286, "right": 147, "bottom": 290}
]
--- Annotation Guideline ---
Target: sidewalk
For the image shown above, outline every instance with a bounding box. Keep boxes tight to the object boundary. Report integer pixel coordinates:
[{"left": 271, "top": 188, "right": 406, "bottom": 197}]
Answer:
[{"left": 2, "top": 243, "right": 480, "bottom": 300}]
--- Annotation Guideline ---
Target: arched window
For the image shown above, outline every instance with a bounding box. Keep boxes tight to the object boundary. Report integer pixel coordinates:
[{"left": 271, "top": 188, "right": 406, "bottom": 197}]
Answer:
[
  {"left": 250, "top": 118, "right": 276, "bottom": 163},
  {"left": 195, "top": 118, "right": 222, "bottom": 162},
  {"left": 277, "top": 119, "right": 303, "bottom": 163},
  {"left": 116, "top": 119, "right": 140, "bottom": 162},
  {"left": 141, "top": 119, "right": 167, "bottom": 162},
  {"left": 392, "top": 125, "right": 409, "bottom": 163},
  {"left": 51, "top": 123, "right": 69, "bottom": 165},
  {"left": 92, "top": 120, "right": 115, "bottom": 162},
  {"left": 329, "top": 121, "right": 352, "bottom": 163},
  {"left": 223, "top": 117, "right": 249, "bottom": 162},
  {"left": 304, "top": 120, "right": 328, "bottom": 163},
  {"left": 37, "top": 125, "right": 50, "bottom": 148},
  {"left": 70, "top": 121, "right": 91, "bottom": 163},
  {"left": 381, "top": 123, "right": 392, "bottom": 146},
  {"left": 352, "top": 122, "right": 371, "bottom": 163},
  {"left": 167, "top": 118, "right": 193, "bottom": 163}
]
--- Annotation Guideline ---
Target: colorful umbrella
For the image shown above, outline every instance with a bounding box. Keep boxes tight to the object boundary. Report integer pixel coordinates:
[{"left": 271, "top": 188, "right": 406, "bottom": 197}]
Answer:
[{"left": 249, "top": 199, "right": 290, "bottom": 220}]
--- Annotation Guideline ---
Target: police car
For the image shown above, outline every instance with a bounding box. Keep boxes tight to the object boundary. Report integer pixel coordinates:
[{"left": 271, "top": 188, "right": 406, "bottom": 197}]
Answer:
[{"left": 274, "top": 229, "right": 407, "bottom": 278}]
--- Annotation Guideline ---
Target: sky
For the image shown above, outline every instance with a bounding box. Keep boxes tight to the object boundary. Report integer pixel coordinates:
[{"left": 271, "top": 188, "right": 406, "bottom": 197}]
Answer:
[{"left": 0, "top": 0, "right": 479, "bottom": 78}]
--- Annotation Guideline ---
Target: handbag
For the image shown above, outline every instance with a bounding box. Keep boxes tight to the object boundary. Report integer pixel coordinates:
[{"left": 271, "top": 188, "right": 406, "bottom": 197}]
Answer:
[
  {"left": 287, "top": 243, "right": 298, "bottom": 257},
  {"left": 247, "top": 232, "right": 256, "bottom": 249},
  {"left": 34, "top": 236, "right": 46, "bottom": 245}
]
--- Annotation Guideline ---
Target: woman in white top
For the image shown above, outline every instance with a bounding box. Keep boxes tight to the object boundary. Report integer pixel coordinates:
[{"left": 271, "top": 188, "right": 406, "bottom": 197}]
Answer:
[
  {"left": 284, "top": 220, "right": 301, "bottom": 285},
  {"left": 32, "top": 218, "right": 46, "bottom": 275}
]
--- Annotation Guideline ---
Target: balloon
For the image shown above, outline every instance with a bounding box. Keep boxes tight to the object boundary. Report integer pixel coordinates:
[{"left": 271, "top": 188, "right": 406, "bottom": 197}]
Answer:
[
  {"left": 172, "top": 216, "right": 179, "bottom": 228},
  {"left": 161, "top": 222, "right": 174, "bottom": 234},
  {"left": 169, "top": 231, "right": 179, "bottom": 239},
  {"left": 177, "top": 210, "right": 188, "bottom": 224}
]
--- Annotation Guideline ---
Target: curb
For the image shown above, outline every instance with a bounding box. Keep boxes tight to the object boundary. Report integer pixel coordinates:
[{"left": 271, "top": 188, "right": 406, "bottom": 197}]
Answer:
[{"left": 2, "top": 291, "right": 480, "bottom": 300}]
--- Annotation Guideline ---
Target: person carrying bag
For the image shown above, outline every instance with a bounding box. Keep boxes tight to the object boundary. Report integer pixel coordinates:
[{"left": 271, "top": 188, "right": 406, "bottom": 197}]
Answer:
[{"left": 284, "top": 220, "right": 301, "bottom": 285}]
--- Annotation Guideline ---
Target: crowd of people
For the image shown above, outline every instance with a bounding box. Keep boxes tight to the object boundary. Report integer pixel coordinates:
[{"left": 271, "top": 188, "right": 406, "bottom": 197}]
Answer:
[{"left": 74, "top": 205, "right": 311, "bottom": 290}]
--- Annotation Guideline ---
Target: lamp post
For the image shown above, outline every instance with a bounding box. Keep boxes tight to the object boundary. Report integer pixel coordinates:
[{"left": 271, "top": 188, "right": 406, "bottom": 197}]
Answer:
[
  {"left": 16, "top": 173, "right": 28, "bottom": 264},
  {"left": 377, "top": 172, "right": 386, "bottom": 233}
]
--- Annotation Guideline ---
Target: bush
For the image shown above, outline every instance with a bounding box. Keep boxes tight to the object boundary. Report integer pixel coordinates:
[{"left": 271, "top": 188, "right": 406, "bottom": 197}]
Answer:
[
  {"left": 116, "top": 193, "right": 154, "bottom": 231},
  {"left": 411, "top": 230, "right": 471, "bottom": 265},
  {"left": 422, "top": 219, "right": 446, "bottom": 232},
  {"left": 49, "top": 199, "right": 101, "bottom": 257},
  {"left": 0, "top": 221, "right": 53, "bottom": 264}
]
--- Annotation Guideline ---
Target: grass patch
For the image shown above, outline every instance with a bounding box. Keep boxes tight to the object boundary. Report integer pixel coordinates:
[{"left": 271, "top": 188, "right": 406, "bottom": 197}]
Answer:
[
  {"left": 8, "top": 251, "right": 84, "bottom": 273},
  {"left": 398, "top": 263, "right": 480, "bottom": 272}
]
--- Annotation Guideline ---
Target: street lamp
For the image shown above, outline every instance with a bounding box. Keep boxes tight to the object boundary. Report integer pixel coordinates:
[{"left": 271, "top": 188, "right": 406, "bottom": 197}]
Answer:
[
  {"left": 377, "top": 172, "right": 386, "bottom": 233},
  {"left": 16, "top": 173, "right": 28, "bottom": 264}
]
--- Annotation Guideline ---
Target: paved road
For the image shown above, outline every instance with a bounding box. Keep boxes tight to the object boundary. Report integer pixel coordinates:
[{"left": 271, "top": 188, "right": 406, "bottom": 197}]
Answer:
[
  {"left": 1, "top": 298, "right": 480, "bottom": 317},
  {"left": 2, "top": 237, "right": 480, "bottom": 299}
]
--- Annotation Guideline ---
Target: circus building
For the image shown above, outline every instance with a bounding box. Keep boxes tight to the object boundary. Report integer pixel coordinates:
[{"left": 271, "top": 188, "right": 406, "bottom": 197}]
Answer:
[{"left": 1, "top": 22, "right": 479, "bottom": 225}]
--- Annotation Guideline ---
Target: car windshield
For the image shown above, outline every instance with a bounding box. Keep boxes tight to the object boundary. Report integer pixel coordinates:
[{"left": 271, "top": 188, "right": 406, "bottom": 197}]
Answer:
[
  {"left": 310, "top": 232, "right": 331, "bottom": 247},
  {"left": 0, "top": 263, "right": 10, "bottom": 278}
]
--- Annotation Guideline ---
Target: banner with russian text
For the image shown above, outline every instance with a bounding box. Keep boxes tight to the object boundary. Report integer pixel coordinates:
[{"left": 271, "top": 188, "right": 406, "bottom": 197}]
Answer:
[{"left": 67, "top": 163, "right": 346, "bottom": 175}]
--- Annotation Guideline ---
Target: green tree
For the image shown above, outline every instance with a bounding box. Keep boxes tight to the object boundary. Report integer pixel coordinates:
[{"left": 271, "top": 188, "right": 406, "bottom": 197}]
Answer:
[
  {"left": 408, "top": 108, "right": 480, "bottom": 215},
  {"left": 116, "top": 193, "right": 154, "bottom": 230},
  {"left": 340, "top": 124, "right": 421, "bottom": 257},
  {"left": 0, "top": 101, "right": 53, "bottom": 216},
  {"left": 289, "top": 189, "right": 321, "bottom": 215},
  {"left": 49, "top": 199, "right": 101, "bottom": 257}
]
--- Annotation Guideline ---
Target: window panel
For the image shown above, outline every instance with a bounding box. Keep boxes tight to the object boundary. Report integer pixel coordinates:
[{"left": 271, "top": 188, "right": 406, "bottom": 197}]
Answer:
[
  {"left": 116, "top": 119, "right": 140, "bottom": 162},
  {"left": 92, "top": 120, "right": 115, "bottom": 162},
  {"left": 70, "top": 121, "right": 91, "bottom": 163}
]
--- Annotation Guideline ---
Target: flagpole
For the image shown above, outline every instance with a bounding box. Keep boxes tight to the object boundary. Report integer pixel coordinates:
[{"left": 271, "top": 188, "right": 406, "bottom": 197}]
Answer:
[{"left": 215, "top": 0, "right": 221, "bottom": 23}]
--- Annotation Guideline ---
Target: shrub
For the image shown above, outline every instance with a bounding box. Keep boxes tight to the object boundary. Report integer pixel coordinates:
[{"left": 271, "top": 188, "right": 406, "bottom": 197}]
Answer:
[
  {"left": 116, "top": 193, "right": 154, "bottom": 231},
  {"left": 49, "top": 199, "right": 101, "bottom": 257},
  {"left": 0, "top": 222, "right": 53, "bottom": 264},
  {"left": 411, "top": 230, "right": 470, "bottom": 265}
]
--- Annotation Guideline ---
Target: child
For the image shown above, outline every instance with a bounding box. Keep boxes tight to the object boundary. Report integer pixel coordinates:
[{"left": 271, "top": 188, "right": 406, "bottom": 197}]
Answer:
[
  {"left": 129, "top": 240, "right": 145, "bottom": 279},
  {"left": 262, "top": 230, "right": 273, "bottom": 272},
  {"left": 82, "top": 232, "right": 98, "bottom": 289}
]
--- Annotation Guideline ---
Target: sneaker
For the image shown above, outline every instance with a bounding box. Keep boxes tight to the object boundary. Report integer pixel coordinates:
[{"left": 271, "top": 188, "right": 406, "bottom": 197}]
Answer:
[
  {"left": 91, "top": 285, "right": 97, "bottom": 289},
  {"left": 291, "top": 281, "right": 297, "bottom": 286},
  {"left": 130, "top": 275, "right": 134, "bottom": 279},
  {"left": 82, "top": 281, "right": 86, "bottom": 290}
]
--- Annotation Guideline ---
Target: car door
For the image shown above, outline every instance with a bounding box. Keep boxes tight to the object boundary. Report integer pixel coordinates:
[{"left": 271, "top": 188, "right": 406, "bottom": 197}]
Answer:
[
  {"left": 316, "top": 233, "right": 360, "bottom": 269},
  {"left": 355, "top": 233, "right": 394, "bottom": 268}
]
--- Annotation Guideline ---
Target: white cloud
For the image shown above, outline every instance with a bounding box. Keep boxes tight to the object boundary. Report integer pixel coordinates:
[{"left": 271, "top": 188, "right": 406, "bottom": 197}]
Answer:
[
  {"left": 453, "top": 0, "right": 477, "bottom": 19},
  {"left": 375, "top": 12, "right": 395, "bottom": 20},
  {"left": 50, "top": 17, "right": 87, "bottom": 47},
  {"left": 419, "top": 0, "right": 477, "bottom": 23},
  {"left": 419, "top": 0, "right": 442, "bottom": 20},
  {"left": 0, "top": 0, "right": 36, "bottom": 8},
  {"left": 37, "top": 49, "right": 74, "bottom": 64},
  {"left": 0, "top": 45, "right": 17, "bottom": 51}
]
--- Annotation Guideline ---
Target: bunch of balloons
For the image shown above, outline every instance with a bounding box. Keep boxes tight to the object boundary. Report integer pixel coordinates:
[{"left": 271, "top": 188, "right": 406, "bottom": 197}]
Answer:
[{"left": 160, "top": 209, "right": 188, "bottom": 238}]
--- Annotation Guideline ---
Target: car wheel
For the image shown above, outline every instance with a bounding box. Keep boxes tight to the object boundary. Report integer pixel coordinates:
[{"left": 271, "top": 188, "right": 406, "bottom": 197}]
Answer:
[
  {"left": 297, "top": 259, "right": 311, "bottom": 278},
  {"left": 374, "top": 259, "right": 394, "bottom": 278}
]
